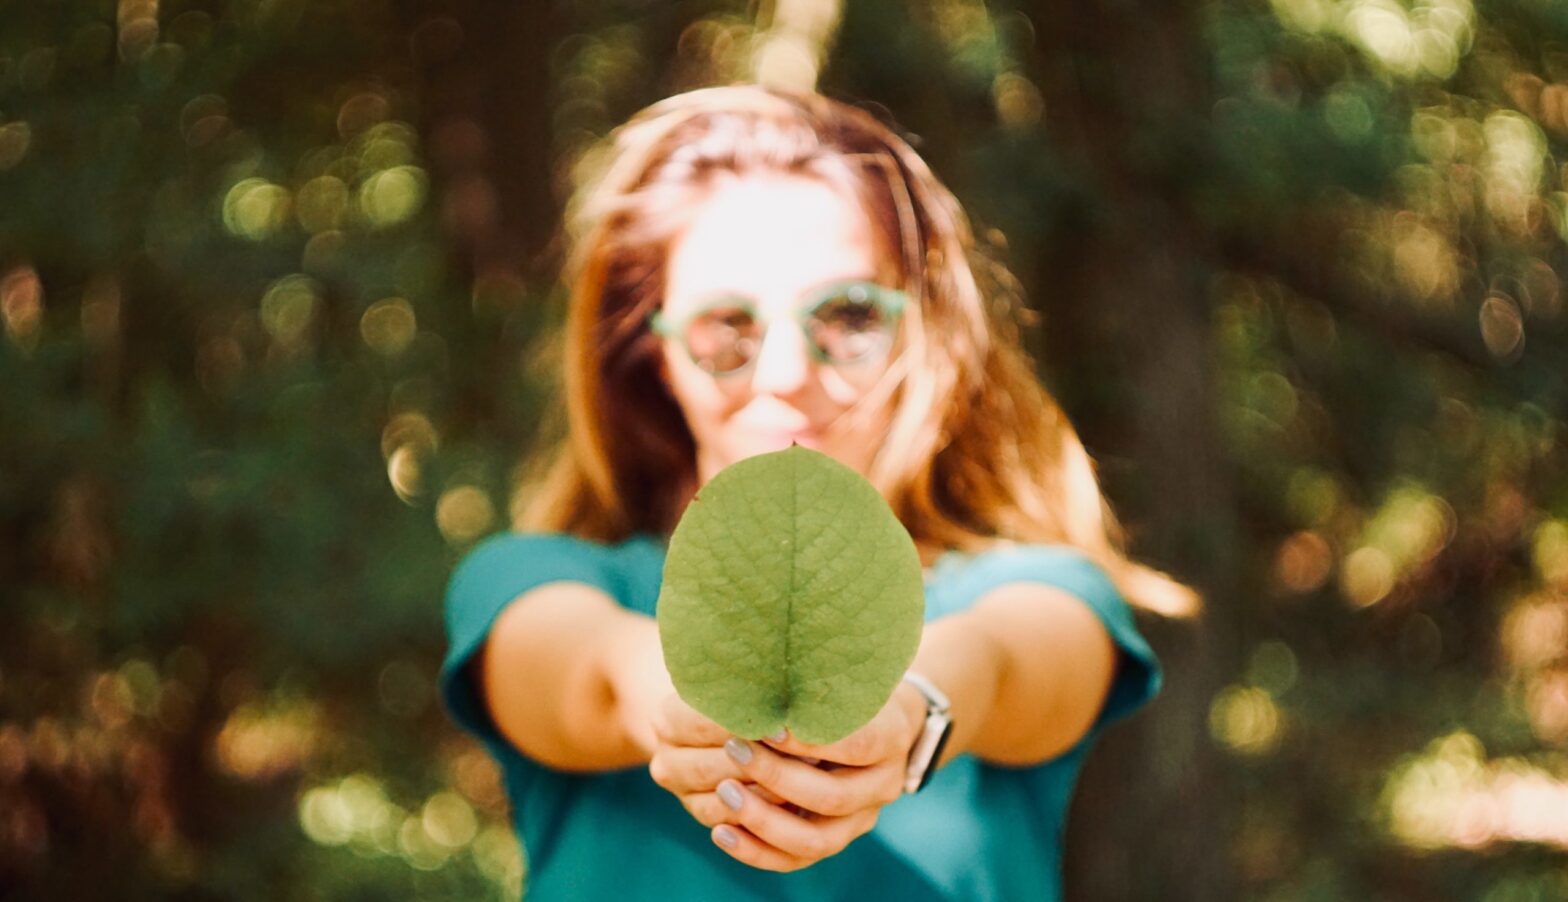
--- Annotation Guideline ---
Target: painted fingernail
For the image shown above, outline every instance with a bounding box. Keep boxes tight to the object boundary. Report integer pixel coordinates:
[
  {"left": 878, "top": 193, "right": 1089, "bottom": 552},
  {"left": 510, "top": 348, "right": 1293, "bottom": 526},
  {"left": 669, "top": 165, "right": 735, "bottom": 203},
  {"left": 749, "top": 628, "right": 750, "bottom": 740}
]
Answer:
[
  {"left": 717, "top": 780, "right": 744, "bottom": 812},
  {"left": 724, "top": 738, "right": 753, "bottom": 765},
  {"left": 767, "top": 729, "right": 787, "bottom": 743},
  {"left": 714, "top": 826, "right": 739, "bottom": 849}
]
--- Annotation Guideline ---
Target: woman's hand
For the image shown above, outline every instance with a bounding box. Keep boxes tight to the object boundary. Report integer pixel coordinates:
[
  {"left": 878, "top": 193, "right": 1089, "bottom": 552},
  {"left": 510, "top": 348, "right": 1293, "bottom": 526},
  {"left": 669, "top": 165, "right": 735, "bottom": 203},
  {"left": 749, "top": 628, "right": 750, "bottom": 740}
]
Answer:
[{"left": 648, "top": 685, "right": 926, "bottom": 872}]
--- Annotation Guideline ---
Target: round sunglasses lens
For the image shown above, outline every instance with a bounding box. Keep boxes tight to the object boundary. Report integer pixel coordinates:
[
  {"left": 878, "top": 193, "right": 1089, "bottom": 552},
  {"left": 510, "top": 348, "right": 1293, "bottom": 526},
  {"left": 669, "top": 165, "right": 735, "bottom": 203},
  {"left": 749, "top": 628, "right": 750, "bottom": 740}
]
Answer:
[
  {"left": 686, "top": 306, "right": 761, "bottom": 374},
  {"left": 806, "top": 291, "right": 895, "bottom": 363}
]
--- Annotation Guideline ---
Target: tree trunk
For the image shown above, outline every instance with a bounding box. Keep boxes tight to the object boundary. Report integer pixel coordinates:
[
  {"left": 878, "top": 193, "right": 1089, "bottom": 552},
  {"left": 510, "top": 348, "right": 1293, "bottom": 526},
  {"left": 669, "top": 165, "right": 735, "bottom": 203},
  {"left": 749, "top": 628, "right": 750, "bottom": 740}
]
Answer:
[
  {"left": 411, "top": 0, "right": 561, "bottom": 278},
  {"left": 1018, "top": 1, "right": 1242, "bottom": 898}
]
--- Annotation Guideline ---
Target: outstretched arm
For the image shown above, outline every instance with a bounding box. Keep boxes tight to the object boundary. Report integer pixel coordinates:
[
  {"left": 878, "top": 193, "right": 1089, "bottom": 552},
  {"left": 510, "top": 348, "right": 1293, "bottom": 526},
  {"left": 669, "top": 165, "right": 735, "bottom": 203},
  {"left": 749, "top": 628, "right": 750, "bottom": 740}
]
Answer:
[
  {"left": 914, "top": 581, "right": 1119, "bottom": 767},
  {"left": 476, "top": 583, "right": 668, "bottom": 772}
]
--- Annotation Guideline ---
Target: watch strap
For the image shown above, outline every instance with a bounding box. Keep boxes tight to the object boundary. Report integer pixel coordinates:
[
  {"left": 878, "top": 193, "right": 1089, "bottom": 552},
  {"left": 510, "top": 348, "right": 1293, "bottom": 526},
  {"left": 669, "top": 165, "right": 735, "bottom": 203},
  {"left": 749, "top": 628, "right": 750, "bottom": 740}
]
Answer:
[{"left": 901, "top": 671, "right": 955, "bottom": 794}]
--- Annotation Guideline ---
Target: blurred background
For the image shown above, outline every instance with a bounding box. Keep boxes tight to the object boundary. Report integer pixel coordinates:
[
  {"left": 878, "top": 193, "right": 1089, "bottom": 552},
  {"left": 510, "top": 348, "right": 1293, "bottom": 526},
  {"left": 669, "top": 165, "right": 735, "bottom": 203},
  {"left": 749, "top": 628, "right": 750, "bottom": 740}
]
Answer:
[{"left": 2, "top": 0, "right": 1566, "bottom": 898}]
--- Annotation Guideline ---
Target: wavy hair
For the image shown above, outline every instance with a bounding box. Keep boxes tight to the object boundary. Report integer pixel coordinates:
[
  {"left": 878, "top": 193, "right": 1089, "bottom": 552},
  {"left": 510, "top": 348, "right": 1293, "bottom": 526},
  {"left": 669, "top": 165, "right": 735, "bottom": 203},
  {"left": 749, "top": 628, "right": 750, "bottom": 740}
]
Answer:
[{"left": 514, "top": 85, "right": 1197, "bottom": 616}]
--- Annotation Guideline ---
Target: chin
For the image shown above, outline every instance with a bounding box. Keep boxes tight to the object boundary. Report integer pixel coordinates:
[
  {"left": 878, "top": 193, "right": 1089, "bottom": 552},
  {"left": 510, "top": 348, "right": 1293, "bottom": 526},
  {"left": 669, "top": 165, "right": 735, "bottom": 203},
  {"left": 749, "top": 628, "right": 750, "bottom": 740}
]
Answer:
[
  {"left": 701, "top": 433, "right": 855, "bottom": 480},
  {"left": 735, "top": 431, "right": 818, "bottom": 454}
]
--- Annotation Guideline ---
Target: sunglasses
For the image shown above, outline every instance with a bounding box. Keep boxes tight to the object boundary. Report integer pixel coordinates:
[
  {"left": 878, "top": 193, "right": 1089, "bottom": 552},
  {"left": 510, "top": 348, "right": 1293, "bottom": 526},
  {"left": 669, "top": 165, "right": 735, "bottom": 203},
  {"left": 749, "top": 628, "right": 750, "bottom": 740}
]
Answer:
[{"left": 649, "top": 280, "right": 908, "bottom": 377}]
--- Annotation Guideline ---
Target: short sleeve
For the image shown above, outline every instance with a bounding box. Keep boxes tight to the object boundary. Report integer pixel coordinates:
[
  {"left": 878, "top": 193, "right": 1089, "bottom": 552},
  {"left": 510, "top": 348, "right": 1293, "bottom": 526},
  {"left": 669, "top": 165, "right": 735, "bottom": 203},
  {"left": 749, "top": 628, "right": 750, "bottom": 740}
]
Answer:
[
  {"left": 438, "top": 532, "right": 625, "bottom": 748},
  {"left": 952, "top": 545, "right": 1162, "bottom": 732}
]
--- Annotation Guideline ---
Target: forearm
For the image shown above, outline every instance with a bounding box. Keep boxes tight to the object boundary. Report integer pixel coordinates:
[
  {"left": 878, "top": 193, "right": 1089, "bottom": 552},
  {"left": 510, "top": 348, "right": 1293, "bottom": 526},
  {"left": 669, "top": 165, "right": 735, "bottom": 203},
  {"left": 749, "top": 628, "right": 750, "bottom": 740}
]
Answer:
[
  {"left": 909, "top": 585, "right": 1117, "bottom": 768},
  {"left": 902, "top": 609, "right": 1005, "bottom": 769},
  {"left": 594, "top": 607, "right": 674, "bottom": 760},
  {"left": 480, "top": 584, "right": 669, "bottom": 771}
]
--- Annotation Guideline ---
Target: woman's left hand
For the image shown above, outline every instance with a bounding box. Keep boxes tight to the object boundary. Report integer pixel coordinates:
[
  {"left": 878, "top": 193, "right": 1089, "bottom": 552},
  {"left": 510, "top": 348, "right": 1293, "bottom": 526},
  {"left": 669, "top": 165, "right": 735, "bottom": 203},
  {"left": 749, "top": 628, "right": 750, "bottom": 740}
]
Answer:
[{"left": 705, "top": 683, "right": 926, "bottom": 872}]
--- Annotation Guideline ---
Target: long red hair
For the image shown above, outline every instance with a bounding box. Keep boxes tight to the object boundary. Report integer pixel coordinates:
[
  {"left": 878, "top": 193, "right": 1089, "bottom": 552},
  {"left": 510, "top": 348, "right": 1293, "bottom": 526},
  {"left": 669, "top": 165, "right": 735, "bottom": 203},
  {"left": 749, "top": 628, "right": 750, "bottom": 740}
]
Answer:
[{"left": 515, "top": 85, "right": 1197, "bottom": 616}]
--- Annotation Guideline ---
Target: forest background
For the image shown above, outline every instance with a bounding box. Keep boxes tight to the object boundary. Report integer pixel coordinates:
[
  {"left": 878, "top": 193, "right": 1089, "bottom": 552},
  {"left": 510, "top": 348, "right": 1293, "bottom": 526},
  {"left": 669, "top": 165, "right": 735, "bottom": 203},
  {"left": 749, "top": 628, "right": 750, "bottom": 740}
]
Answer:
[{"left": 3, "top": 0, "right": 1567, "bottom": 899}]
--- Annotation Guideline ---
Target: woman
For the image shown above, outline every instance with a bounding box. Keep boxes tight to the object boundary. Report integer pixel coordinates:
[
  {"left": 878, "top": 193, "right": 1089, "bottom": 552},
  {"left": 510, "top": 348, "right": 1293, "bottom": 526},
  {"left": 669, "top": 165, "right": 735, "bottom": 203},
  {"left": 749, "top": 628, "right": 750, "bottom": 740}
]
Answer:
[{"left": 441, "top": 85, "right": 1196, "bottom": 900}]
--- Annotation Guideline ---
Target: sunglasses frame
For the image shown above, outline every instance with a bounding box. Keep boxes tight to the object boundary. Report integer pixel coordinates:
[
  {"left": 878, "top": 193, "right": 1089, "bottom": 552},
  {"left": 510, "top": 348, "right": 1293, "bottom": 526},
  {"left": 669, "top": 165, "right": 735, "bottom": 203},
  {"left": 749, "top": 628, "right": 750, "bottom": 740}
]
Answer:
[{"left": 648, "top": 280, "right": 909, "bottom": 377}]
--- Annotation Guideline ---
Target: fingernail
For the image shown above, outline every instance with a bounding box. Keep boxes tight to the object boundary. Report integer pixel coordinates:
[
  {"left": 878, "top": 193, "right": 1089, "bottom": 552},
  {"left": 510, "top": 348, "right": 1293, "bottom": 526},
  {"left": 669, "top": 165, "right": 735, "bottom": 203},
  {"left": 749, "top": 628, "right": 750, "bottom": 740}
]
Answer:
[
  {"left": 714, "top": 826, "right": 739, "bottom": 849},
  {"left": 767, "top": 729, "right": 787, "bottom": 743},
  {"left": 724, "top": 738, "right": 753, "bottom": 765},
  {"left": 717, "top": 780, "right": 744, "bottom": 812}
]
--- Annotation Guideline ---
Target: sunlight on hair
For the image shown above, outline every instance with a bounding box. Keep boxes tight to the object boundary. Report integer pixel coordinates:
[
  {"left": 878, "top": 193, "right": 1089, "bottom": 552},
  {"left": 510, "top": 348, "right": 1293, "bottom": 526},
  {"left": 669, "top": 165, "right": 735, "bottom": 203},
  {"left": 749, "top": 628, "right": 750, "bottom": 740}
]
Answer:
[
  {"left": 530, "top": 85, "right": 1200, "bottom": 617},
  {"left": 752, "top": 0, "right": 841, "bottom": 91}
]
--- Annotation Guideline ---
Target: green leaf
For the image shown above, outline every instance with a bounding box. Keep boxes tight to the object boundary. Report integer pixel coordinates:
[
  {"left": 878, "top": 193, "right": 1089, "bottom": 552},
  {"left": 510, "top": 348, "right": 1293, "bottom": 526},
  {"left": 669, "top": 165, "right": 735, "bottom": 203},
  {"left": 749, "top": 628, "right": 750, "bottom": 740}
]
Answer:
[{"left": 656, "top": 445, "right": 925, "bottom": 744}]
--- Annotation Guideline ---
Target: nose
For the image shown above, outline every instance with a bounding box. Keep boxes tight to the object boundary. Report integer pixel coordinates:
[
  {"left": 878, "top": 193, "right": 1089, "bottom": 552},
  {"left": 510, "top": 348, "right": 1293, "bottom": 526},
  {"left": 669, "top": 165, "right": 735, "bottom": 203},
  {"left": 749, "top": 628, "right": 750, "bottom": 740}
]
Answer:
[{"left": 749, "top": 319, "right": 812, "bottom": 396}]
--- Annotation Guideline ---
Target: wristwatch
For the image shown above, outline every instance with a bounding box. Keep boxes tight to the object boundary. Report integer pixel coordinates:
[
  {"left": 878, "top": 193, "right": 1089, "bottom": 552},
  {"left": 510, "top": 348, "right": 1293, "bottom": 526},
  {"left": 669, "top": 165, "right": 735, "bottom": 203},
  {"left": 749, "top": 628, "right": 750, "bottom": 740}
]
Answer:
[{"left": 901, "top": 671, "right": 954, "bottom": 794}]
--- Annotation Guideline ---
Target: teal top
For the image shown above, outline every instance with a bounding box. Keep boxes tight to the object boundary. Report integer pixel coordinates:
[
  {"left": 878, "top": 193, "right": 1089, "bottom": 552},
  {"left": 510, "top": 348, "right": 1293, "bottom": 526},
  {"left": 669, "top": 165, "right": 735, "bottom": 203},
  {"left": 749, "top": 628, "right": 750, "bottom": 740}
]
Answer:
[{"left": 441, "top": 532, "right": 1161, "bottom": 902}]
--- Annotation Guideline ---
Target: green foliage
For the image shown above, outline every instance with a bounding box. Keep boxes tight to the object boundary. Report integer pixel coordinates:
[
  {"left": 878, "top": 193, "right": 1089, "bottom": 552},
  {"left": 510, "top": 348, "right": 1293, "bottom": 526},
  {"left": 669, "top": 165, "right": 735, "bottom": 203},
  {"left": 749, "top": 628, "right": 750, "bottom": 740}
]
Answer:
[{"left": 657, "top": 446, "right": 925, "bottom": 745}]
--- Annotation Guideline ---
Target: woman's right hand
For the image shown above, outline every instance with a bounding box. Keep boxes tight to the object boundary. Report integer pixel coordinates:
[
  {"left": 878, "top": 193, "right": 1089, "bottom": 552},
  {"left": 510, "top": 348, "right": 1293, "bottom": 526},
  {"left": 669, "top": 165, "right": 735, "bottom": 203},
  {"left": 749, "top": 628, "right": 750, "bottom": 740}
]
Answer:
[
  {"left": 646, "top": 692, "right": 764, "bottom": 819},
  {"left": 647, "top": 692, "right": 894, "bottom": 872}
]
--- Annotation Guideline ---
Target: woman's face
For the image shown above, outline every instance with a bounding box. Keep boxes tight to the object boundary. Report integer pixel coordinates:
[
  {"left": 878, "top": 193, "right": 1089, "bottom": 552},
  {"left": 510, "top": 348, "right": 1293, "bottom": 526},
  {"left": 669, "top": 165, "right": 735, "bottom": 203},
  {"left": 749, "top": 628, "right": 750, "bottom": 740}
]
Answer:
[{"left": 658, "top": 173, "right": 899, "bottom": 485}]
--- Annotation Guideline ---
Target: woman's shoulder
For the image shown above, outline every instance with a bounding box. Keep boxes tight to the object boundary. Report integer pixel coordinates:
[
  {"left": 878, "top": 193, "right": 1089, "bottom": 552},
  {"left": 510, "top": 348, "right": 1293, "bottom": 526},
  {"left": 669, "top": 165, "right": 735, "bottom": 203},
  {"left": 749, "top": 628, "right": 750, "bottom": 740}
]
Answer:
[
  {"left": 929, "top": 540, "right": 1117, "bottom": 597},
  {"left": 446, "top": 529, "right": 668, "bottom": 626},
  {"left": 461, "top": 527, "right": 661, "bottom": 553},
  {"left": 925, "top": 539, "right": 1137, "bottom": 629},
  {"left": 931, "top": 540, "right": 1162, "bottom": 730},
  {"left": 454, "top": 529, "right": 663, "bottom": 576},
  {"left": 445, "top": 530, "right": 664, "bottom": 671}
]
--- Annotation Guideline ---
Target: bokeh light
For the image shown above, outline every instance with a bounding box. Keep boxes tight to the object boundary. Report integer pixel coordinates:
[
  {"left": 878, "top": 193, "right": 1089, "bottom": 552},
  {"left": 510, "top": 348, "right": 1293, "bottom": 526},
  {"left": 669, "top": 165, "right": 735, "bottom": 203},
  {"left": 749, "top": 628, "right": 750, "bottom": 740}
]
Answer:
[
  {"left": 1210, "top": 685, "right": 1284, "bottom": 755},
  {"left": 1274, "top": 530, "right": 1334, "bottom": 594},
  {"left": 1, "top": 266, "right": 43, "bottom": 352},
  {"left": 1383, "top": 732, "right": 1568, "bottom": 852},
  {"left": 436, "top": 486, "right": 496, "bottom": 545},
  {"left": 295, "top": 175, "right": 351, "bottom": 234},
  {"left": 0, "top": 120, "right": 32, "bottom": 169},
  {"left": 214, "top": 699, "right": 320, "bottom": 780},
  {"left": 1341, "top": 546, "right": 1396, "bottom": 607},
  {"left": 359, "top": 166, "right": 427, "bottom": 229},
  {"left": 259, "top": 274, "right": 321, "bottom": 350},
  {"left": 223, "top": 178, "right": 293, "bottom": 241},
  {"left": 360, "top": 297, "right": 417, "bottom": 356}
]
